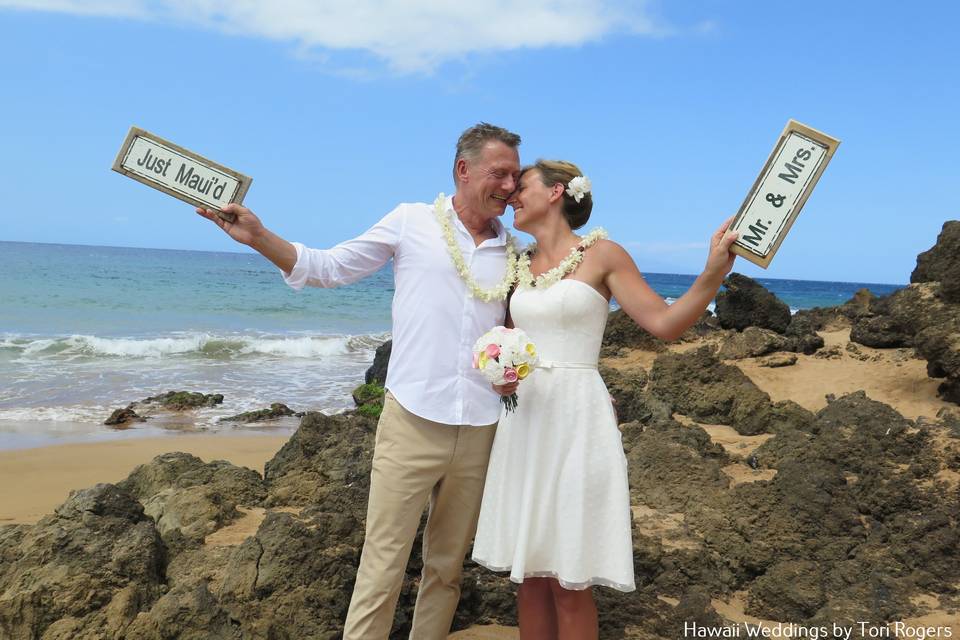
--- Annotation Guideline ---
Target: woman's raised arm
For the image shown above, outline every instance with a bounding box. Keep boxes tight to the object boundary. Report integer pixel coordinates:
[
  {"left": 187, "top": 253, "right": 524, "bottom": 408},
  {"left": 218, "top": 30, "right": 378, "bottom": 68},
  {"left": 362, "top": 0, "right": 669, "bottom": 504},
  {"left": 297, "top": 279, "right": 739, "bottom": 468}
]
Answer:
[{"left": 603, "top": 216, "right": 738, "bottom": 341}]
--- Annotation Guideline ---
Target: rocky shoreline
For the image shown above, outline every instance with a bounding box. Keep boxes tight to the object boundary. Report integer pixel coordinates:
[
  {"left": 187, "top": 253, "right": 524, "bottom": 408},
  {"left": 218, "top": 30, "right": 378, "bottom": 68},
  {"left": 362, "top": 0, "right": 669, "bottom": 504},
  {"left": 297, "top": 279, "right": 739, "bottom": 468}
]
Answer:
[{"left": 1, "top": 223, "right": 958, "bottom": 639}]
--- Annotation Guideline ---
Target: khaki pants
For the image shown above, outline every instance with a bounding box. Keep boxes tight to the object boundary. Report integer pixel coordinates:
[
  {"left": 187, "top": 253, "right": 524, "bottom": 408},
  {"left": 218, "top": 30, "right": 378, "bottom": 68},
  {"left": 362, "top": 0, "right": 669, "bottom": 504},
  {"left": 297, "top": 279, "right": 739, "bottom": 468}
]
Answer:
[{"left": 343, "top": 392, "right": 497, "bottom": 640}]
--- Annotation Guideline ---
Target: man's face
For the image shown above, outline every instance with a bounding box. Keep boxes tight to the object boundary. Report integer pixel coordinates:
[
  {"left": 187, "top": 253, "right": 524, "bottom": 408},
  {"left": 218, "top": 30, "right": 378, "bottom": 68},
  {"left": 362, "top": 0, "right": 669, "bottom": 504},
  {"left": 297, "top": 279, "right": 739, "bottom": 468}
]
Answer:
[{"left": 457, "top": 141, "right": 521, "bottom": 220}]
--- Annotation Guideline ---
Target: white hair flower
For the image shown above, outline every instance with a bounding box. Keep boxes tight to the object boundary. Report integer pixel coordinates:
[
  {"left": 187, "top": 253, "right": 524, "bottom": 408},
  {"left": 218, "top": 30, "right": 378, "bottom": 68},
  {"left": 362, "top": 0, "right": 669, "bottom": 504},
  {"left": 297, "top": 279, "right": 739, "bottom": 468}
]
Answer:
[{"left": 566, "top": 175, "right": 592, "bottom": 203}]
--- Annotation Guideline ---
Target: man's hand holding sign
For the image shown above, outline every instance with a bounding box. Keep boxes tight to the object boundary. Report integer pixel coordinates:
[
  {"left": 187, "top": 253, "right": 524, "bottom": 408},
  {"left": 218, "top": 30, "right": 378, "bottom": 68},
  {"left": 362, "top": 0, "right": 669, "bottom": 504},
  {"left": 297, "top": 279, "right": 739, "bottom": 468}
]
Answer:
[{"left": 112, "top": 126, "right": 296, "bottom": 273}]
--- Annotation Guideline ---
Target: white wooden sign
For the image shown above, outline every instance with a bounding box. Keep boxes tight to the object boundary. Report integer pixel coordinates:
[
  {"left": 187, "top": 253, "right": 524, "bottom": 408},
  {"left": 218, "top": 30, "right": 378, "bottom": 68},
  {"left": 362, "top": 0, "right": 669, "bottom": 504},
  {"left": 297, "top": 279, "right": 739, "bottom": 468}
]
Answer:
[
  {"left": 729, "top": 120, "right": 840, "bottom": 268},
  {"left": 112, "top": 127, "right": 251, "bottom": 222}
]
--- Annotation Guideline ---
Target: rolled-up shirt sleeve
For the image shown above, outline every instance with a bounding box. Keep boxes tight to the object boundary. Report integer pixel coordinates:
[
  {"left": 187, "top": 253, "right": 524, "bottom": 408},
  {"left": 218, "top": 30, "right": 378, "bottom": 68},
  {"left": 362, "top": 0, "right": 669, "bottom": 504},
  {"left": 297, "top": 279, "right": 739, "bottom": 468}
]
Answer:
[{"left": 281, "top": 205, "right": 406, "bottom": 290}]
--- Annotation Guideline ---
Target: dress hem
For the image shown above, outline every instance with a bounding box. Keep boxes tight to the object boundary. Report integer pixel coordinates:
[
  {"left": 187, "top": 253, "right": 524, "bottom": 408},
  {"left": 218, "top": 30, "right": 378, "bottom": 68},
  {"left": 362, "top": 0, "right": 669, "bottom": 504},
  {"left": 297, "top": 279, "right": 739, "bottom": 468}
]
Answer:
[{"left": 472, "top": 556, "right": 636, "bottom": 593}]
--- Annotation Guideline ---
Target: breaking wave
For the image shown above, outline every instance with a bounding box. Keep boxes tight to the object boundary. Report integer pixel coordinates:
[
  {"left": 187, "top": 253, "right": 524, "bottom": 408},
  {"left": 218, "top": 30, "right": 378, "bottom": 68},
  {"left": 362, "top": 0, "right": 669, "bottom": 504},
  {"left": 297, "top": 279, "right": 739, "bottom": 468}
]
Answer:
[{"left": 0, "top": 332, "right": 390, "bottom": 361}]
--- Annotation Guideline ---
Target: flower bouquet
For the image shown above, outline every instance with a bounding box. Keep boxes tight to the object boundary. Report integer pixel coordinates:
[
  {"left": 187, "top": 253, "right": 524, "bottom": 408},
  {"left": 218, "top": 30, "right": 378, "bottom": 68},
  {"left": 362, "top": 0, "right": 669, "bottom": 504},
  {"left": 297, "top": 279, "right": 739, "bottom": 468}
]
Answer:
[{"left": 472, "top": 326, "right": 539, "bottom": 413}]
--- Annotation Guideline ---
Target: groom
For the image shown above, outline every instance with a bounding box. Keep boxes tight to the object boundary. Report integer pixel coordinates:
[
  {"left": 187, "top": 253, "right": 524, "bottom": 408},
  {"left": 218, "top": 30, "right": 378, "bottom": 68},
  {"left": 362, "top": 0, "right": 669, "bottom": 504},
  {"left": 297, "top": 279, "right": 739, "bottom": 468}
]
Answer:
[{"left": 196, "top": 122, "right": 521, "bottom": 639}]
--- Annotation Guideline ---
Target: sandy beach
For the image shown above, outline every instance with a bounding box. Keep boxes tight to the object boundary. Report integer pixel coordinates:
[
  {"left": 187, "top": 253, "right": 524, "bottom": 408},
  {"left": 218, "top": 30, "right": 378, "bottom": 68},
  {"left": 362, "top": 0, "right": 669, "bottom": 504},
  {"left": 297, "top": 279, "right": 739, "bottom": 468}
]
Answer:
[{"left": 0, "top": 434, "right": 291, "bottom": 525}]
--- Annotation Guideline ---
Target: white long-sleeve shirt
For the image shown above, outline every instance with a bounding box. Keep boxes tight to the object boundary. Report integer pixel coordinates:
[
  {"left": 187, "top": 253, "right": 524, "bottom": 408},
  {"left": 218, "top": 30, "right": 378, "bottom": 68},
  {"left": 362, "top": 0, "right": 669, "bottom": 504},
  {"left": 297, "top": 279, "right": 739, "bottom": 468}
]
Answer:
[{"left": 281, "top": 195, "right": 510, "bottom": 426}]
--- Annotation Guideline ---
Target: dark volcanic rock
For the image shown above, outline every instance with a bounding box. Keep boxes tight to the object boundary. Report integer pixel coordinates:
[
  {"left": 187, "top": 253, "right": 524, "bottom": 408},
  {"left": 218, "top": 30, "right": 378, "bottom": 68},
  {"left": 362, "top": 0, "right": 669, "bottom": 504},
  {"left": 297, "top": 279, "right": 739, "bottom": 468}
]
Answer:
[
  {"left": 140, "top": 391, "right": 225, "bottom": 410},
  {"left": 118, "top": 452, "right": 267, "bottom": 548},
  {"left": 104, "top": 406, "right": 147, "bottom": 427},
  {"left": 717, "top": 326, "right": 791, "bottom": 360},
  {"left": 754, "top": 391, "right": 929, "bottom": 474},
  {"left": 264, "top": 411, "right": 378, "bottom": 507},
  {"left": 648, "top": 346, "right": 812, "bottom": 435},
  {"left": 912, "top": 220, "right": 960, "bottom": 303},
  {"left": 791, "top": 289, "right": 877, "bottom": 333},
  {"left": 848, "top": 280, "right": 960, "bottom": 404},
  {"left": 219, "top": 403, "right": 301, "bottom": 423},
  {"left": 765, "top": 400, "right": 817, "bottom": 434},
  {"left": 783, "top": 314, "right": 826, "bottom": 354},
  {"left": 713, "top": 315, "right": 822, "bottom": 359},
  {"left": 654, "top": 589, "right": 727, "bottom": 639},
  {"left": 709, "top": 391, "right": 960, "bottom": 624},
  {"left": 715, "top": 273, "right": 792, "bottom": 334},
  {"left": 601, "top": 309, "right": 669, "bottom": 356},
  {"left": 849, "top": 314, "right": 910, "bottom": 348},
  {"left": 759, "top": 353, "right": 798, "bottom": 368},
  {"left": 747, "top": 559, "right": 826, "bottom": 621},
  {"left": 0, "top": 484, "right": 165, "bottom": 639},
  {"left": 621, "top": 417, "right": 730, "bottom": 511},
  {"left": 107, "top": 391, "right": 228, "bottom": 427},
  {"left": 365, "top": 340, "right": 392, "bottom": 385},
  {"left": 913, "top": 319, "right": 960, "bottom": 402},
  {"left": 705, "top": 459, "right": 868, "bottom": 598},
  {"left": 123, "top": 582, "right": 242, "bottom": 640},
  {"left": 850, "top": 282, "right": 956, "bottom": 348},
  {"left": 120, "top": 452, "right": 267, "bottom": 507},
  {"left": 599, "top": 364, "right": 667, "bottom": 426},
  {"left": 938, "top": 379, "right": 960, "bottom": 404},
  {"left": 217, "top": 510, "right": 358, "bottom": 639}
]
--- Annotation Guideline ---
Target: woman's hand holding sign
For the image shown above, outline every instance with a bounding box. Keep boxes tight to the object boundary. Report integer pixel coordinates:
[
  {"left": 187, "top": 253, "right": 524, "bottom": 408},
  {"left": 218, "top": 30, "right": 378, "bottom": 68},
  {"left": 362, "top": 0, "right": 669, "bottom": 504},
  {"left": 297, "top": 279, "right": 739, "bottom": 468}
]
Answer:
[{"left": 703, "top": 214, "right": 739, "bottom": 279}]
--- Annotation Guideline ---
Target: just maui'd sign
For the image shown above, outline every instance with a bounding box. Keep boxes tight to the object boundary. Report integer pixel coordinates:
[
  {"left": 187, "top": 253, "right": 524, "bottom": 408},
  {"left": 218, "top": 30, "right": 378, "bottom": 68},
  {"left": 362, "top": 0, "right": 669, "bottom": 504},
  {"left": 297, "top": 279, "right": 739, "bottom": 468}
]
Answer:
[
  {"left": 729, "top": 120, "right": 840, "bottom": 269},
  {"left": 112, "top": 127, "right": 252, "bottom": 222}
]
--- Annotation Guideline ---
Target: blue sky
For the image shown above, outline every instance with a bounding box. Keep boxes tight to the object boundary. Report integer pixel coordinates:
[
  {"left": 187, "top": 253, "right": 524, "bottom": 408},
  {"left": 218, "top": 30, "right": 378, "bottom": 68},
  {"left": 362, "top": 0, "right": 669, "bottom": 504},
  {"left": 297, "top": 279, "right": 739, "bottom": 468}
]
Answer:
[{"left": 0, "top": 1, "right": 957, "bottom": 284}]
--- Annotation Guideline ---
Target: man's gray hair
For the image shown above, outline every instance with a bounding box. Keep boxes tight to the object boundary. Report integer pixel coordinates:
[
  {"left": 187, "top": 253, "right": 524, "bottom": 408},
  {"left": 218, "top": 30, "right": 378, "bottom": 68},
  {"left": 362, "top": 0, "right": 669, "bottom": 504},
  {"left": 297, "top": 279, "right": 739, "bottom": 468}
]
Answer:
[{"left": 453, "top": 122, "right": 521, "bottom": 183}]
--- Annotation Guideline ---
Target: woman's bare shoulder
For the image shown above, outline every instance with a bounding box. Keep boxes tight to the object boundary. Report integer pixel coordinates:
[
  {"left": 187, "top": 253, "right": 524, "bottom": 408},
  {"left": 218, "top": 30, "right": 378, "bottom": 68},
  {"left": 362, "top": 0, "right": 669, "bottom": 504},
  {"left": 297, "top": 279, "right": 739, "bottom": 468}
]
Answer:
[{"left": 591, "top": 238, "right": 633, "bottom": 264}]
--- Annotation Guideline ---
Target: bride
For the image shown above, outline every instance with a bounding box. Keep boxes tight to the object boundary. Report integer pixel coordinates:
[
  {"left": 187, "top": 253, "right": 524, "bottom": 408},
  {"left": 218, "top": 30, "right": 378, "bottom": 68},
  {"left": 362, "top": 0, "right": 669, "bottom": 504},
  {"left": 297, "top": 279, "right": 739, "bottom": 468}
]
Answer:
[{"left": 471, "top": 160, "right": 738, "bottom": 639}]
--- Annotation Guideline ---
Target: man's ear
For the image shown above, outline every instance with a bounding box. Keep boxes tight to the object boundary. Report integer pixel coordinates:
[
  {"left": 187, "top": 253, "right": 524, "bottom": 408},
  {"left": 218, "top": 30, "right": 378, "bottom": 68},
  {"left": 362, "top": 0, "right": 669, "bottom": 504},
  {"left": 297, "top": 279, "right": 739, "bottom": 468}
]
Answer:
[{"left": 455, "top": 158, "right": 469, "bottom": 184}]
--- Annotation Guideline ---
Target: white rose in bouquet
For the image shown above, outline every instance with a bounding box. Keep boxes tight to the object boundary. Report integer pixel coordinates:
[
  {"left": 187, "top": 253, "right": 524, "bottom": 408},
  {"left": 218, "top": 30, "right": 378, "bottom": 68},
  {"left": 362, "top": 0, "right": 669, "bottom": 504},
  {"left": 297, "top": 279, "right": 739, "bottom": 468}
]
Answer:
[{"left": 472, "top": 326, "right": 539, "bottom": 412}]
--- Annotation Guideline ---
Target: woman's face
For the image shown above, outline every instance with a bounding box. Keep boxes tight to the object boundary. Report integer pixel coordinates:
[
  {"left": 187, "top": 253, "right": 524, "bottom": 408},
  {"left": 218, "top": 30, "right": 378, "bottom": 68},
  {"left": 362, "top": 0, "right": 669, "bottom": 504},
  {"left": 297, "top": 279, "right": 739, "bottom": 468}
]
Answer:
[{"left": 508, "top": 170, "right": 556, "bottom": 232}]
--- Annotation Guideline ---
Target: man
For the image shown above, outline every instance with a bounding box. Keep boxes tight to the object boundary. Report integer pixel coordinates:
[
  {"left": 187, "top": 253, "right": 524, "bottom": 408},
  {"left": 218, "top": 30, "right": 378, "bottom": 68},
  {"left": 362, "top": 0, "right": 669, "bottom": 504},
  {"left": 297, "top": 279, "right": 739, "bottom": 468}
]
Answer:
[{"left": 196, "top": 122, "right": 522, "bottom": 639}]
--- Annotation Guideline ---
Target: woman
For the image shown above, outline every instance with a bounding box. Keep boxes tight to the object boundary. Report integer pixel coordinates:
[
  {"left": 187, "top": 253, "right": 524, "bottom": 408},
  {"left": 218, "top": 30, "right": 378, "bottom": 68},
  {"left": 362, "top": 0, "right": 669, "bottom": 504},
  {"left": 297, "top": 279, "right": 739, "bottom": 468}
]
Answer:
[{"left": 471, "top": 160, "right": 738, "bottom": 639}]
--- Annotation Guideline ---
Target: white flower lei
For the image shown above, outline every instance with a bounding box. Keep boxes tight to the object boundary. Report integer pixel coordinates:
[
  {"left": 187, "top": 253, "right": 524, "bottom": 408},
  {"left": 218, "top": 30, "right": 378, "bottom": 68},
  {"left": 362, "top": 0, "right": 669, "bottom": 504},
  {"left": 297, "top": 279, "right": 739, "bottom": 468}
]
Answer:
[
  {"left": 516, "top": 227, "right": 608, "bottom": 289},
  {"left": 433, "top": 193, "right": 519, "bottom": 302}
]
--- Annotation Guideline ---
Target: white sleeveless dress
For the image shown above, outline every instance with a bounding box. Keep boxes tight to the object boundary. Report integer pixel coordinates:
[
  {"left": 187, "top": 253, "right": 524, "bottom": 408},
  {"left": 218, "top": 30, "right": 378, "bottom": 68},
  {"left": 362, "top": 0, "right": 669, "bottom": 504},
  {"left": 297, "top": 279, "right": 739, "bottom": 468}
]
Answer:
[{"left": 471, "top": 278, "right": 636, "bottom": 592}]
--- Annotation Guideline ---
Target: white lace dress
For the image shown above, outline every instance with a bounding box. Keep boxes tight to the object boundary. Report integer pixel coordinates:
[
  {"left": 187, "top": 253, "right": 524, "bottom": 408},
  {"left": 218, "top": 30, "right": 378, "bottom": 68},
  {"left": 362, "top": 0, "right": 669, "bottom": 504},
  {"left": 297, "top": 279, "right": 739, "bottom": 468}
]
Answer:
[{"left": 471, "top": 279, "right": 635, "bottom": 592}]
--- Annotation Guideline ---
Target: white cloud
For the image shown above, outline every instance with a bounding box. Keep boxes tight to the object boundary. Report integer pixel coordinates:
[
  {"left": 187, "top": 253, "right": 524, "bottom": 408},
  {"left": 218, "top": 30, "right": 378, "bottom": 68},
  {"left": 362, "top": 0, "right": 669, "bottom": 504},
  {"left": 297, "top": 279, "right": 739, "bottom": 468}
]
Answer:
[{"left": 0, "top": 0, "right": 665, "bottom": 72}]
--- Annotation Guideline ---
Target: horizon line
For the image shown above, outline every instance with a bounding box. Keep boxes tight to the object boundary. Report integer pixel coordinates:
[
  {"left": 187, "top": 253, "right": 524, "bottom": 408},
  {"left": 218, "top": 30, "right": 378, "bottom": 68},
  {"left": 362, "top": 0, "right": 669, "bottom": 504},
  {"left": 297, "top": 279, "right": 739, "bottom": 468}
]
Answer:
[{"left": 0, "top": 239, "right": 910, "bottom": 288}]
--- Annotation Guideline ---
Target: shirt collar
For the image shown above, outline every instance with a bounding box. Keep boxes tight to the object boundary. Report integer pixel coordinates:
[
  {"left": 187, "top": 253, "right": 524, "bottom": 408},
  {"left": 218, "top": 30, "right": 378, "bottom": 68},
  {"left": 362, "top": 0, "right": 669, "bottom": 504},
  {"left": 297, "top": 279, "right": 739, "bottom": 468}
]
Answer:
[{"left": 446, "top": 194, "right": 508, "bottom": 247}]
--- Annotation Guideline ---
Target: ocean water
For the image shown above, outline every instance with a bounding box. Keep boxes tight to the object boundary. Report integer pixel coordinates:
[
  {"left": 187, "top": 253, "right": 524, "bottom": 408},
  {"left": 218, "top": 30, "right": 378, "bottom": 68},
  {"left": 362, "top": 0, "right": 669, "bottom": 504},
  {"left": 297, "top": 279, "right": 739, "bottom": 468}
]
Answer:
[{"left": 0, "top": 241, "right": 904, "bottom": 449}]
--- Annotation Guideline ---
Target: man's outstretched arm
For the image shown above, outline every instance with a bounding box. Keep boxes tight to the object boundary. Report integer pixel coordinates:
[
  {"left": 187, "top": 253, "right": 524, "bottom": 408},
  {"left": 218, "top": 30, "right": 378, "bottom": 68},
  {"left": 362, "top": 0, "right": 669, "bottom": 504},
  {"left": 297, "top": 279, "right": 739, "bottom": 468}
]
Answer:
[
  {"left": 196, "top": 202, "right": 402, "bottom": 289},
  {"left": 197, "top": 203, "right": 296, "bottom": 273}
]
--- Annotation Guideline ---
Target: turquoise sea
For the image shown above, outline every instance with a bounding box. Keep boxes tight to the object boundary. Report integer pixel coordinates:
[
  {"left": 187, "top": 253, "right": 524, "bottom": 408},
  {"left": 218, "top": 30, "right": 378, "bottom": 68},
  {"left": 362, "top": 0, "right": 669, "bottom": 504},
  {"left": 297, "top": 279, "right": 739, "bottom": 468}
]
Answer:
[{"left": 0, "top": 240, "right": 905, "bottom": 450}]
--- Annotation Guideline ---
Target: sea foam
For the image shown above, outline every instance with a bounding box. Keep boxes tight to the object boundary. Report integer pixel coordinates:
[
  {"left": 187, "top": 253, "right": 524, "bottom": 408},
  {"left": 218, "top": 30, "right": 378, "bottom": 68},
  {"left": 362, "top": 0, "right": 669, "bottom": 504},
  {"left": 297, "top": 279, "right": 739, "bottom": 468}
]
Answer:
[{"left": 3, "top": 332, "right": 389, "bottom": 361}]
